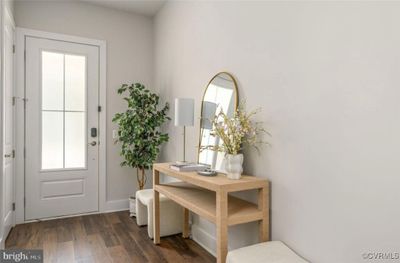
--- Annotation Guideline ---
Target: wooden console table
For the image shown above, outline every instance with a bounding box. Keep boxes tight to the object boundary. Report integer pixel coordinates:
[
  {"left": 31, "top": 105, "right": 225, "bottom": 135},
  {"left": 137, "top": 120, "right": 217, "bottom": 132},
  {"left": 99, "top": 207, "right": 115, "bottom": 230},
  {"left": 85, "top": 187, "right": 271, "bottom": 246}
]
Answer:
[{"left": 152, "top": 163, "right": 270, "bottom": 263}]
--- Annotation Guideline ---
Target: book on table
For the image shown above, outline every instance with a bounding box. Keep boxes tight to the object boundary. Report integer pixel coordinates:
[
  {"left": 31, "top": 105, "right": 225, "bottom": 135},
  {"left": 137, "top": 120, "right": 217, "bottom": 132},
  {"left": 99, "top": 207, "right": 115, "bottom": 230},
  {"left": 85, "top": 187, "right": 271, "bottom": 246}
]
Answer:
[{"left": 169, "top": 163, "right": 209, "bottom": 172}]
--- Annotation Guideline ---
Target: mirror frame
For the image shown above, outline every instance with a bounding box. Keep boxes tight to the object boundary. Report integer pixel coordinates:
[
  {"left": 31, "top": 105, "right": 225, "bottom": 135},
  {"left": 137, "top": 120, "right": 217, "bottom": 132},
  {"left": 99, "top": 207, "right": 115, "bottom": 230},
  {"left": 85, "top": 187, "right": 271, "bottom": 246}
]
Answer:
[{"left": 197, "top": 71, "right": 239, "bottom": 164}]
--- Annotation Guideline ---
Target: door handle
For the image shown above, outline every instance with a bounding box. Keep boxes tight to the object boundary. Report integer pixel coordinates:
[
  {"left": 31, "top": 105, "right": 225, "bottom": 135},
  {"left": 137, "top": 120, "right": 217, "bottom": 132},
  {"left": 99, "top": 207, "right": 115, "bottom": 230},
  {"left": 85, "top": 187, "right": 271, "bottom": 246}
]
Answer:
[{"left": 89, "top": 141, "right": 97, "bottom": 146}]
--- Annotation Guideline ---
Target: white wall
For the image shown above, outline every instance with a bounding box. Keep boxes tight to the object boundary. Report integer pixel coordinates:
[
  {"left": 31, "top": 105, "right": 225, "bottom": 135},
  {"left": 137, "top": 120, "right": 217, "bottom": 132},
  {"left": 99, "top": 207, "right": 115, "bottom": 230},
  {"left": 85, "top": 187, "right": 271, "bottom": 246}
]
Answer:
[
  {"left": 15, "top": 1, "right": 154, "bottom": 204},
  {"left": 154, "top": 2, "right": 400, "bottom": 262},
  {"left": 4, "top": 1, "right": 13, "bottom": 17}
]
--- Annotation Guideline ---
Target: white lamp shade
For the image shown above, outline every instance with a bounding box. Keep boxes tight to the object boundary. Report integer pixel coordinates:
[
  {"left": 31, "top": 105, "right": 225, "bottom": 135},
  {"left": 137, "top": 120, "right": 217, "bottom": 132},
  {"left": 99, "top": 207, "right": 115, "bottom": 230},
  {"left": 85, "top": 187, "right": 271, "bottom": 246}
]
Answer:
[{"left": 175, "top": 98, "right": 194, "bottom": 126}]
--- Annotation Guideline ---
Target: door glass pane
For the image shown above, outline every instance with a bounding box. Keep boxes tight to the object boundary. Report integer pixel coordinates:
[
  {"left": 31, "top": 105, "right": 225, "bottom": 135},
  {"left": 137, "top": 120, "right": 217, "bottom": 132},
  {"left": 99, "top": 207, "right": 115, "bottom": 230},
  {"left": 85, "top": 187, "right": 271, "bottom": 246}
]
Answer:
[
  {"left": 42, "top": 51, "right": 64, "bottom": 111},
  {"left": 42, "top": 111, "right": 64, "bottom": 169},
  {"left": 65, "top": 55, "right": 86, "bottom": 111},
  {"left": 41, "top": 51, "right": 88, "bottom": 170},
  {"left": 65, "top": 112, "right": 86, "bottom": 168}
]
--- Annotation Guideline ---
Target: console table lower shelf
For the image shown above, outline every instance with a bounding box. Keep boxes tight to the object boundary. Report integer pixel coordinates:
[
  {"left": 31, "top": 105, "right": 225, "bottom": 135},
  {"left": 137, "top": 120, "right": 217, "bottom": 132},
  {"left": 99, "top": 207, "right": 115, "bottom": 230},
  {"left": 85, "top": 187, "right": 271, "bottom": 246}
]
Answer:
[
  {"left": 155, "top": 182, "right": 264, "bottom": 226},
  {"left": 152, "top": 163, "right": 270, "bottom": 263}
]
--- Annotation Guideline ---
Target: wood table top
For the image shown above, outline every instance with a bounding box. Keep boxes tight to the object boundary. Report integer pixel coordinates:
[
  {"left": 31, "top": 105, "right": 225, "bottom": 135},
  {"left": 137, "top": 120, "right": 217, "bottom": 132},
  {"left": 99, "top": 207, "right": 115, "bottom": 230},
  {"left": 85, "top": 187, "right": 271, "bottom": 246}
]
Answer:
[{"left": 153, "top": 162, "right": 269, "bottom": 192}]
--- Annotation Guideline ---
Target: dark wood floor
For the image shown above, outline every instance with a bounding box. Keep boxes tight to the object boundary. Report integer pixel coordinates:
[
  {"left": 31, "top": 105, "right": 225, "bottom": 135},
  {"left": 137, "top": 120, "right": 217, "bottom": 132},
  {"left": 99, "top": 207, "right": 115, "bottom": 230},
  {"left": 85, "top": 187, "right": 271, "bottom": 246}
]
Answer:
[{"left": 6, "top": 211, "right": 215, "bottom": 263}]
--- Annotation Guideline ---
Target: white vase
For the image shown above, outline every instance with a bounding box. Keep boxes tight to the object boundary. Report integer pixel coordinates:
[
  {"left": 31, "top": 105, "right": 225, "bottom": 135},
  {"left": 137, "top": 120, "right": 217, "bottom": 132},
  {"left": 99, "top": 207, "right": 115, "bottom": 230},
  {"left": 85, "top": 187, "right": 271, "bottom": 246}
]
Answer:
[{"left": 225, "top": 153, "right": 244, "bottom": 180}]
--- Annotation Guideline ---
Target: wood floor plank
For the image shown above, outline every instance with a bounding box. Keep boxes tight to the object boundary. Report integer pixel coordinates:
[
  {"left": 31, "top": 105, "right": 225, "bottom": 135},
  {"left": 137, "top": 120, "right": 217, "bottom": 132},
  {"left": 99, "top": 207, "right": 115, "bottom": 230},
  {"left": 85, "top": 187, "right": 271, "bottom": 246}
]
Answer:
[
  {"left": 86, "top": 234, "right": 113, "bottom": 263},
  {"left": 82, "top": 215, "right": 98, "bottom": 235},
  {"left": 15, "top": 222, "right": 34, "bottom": 248},
  {"left": 112, "top": 222, "right": 149, "bottom": 262},
  {"left": 184, "top": 238, "right": 216, "bottom": 263},
  {"left": 108, "top": 245, "right": 132, "bottom": 263},
  {"left": 91, "top": 214, "right": 109, "bottom": 232},
  {"left": 156, "top": 239, "right": 187, "bottom": 263},
  {"left": 104, "top": 212, "right": 121, "bottom": 225},
  {"left": 74, "top": 256, "right": 95, "bottom": 263},
  {"left": 5, "top": 227, "right": 18, "bottom": 248},
  {"left": 99, "top": 227, "right": 121, "bottom": 248},
  {"left": 73, "top": 237, "right": 92, "bottom": 259},
  {"left": 57, "top": 224, "right": 74, "bottom": 243},
  {"left": 56, "top": 241, "right": 75, "bottom": 263},
  {"left": 43, "top": 227, "right": 58, "bottom": 263},
  {"left": 42, "top": 219, "right": 59, "bottom": 229},
  {"left": 5, "top": 211, "right": 215, "bottom": 263},
  {"left": 28, "top": 222, "right": 45, "bottom": 249}
]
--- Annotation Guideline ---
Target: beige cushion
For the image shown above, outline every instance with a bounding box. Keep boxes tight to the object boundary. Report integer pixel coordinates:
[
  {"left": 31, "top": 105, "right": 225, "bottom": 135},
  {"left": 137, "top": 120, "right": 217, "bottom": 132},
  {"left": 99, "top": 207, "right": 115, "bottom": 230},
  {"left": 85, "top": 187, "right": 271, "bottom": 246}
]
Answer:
[
  {"left": 136, "top": 189, "right": 168, "bottom": 206},
  {"left": 226, "top": 241, "right": 309, "bottom": 263},
  {"left": 136, "top": 189, "right": 183, "bottom": 238}
]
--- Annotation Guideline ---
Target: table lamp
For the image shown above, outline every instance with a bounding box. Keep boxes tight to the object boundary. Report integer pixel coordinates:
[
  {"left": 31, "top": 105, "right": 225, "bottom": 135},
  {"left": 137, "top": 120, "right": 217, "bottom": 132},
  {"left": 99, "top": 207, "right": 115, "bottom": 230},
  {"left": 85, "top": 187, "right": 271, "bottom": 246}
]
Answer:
[{"left": 175, "top": 98, "right": 194, "bottom": 163}]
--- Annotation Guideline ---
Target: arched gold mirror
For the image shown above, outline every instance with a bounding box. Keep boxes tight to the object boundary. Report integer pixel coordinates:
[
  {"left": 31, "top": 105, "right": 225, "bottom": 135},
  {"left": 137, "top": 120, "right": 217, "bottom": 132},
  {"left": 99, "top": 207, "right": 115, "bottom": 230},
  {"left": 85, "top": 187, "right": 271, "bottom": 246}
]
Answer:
[{"left": 198, "top": 72, "right": 238, "bottom": 171}]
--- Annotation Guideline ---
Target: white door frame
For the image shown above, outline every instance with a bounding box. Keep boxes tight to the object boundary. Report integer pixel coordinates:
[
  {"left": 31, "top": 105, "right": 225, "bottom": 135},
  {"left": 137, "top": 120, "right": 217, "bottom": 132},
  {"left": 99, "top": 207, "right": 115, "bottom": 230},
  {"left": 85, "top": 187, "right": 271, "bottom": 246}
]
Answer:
[
  {"left": 15, "top": 28, "right": 107, "bottom": 224},
  {"left": 0, "top": 0, "right": 3, "bottom": 248},
  {"left": 0, "top": 1, "right": 15, "bottom": 248}
]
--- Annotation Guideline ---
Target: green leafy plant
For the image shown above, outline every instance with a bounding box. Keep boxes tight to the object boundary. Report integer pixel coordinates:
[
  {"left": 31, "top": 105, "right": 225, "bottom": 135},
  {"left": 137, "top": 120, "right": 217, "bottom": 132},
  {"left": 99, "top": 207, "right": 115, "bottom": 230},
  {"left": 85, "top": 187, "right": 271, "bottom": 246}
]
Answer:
[
  {"left": 112, "top": 83, "right": 170, "bottom": 190},
  {"left": 202, "top": 102, "right": 269, "bottom": 155}
]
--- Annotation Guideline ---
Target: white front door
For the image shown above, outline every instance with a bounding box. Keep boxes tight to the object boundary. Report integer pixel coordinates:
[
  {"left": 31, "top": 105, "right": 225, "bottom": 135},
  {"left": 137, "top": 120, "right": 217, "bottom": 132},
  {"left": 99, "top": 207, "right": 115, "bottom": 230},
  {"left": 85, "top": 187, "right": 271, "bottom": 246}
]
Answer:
[
  {"left": 2, "top": 7, "right": 15, "bottom": 240},
  {"left": 25, "top": 36, "right": 99, "bottom": 220}
]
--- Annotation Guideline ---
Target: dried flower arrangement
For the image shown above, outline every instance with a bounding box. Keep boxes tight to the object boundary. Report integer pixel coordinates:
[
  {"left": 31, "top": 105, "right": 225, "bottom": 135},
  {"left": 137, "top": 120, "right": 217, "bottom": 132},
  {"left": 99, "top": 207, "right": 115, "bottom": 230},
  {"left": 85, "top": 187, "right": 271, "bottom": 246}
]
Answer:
[{"left": 203, "top": 102, "right": 269, "bottom": 155}]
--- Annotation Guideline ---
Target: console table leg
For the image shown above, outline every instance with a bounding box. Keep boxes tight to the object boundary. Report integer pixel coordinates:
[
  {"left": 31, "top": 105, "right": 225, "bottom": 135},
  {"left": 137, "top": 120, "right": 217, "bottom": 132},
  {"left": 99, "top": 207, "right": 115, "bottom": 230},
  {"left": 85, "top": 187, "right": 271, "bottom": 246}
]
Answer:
[
  {"left": 258, "top": 185, "right": 269, "bottom": 242},
  {"left": 183, "top": 208, "right": 190, "bottom": 238},
  {"left": 153, "top": 169, "right": 160, "bottom": 244},
  {"left": 216, "top": 190, "right": 228, "bottom": 263}
]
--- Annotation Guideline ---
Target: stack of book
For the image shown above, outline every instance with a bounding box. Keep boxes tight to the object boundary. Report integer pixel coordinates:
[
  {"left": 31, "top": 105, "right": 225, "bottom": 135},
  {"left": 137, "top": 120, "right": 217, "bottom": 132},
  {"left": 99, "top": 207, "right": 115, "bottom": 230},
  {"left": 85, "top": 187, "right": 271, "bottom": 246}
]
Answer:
[{"left": 169, "top": 163, "right": 209, "bottom": 172}]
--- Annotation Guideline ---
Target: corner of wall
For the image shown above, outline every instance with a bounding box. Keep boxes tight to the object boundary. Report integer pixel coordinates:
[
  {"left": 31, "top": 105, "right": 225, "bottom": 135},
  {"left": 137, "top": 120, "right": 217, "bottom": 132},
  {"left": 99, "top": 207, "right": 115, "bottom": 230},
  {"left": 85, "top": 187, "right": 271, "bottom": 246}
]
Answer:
[
  {"left": 191, "top": 223, "right": 233, "bottom": 257},
  {"left": 191, "top": 224, "right": 217, "bottom": 256},
  {"left": 4, "top": 0, "right": 15, "bottom": 22}
]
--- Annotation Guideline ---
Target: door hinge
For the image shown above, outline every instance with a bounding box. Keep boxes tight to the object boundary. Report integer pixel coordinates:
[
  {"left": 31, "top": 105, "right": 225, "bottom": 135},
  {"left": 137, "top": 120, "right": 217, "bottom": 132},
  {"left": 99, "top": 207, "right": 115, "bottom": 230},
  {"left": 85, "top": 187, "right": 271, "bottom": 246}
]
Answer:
[
  {"left": 24, "top": 49, "right": 26, "bottom": 61},
  {"left": 12, "top": 96, "right": 26, "bottom": 106},
  {"left": 98, "top": 106, "right": 102, "bottom": 112},
  {"left": 13, "top": 44, "right": 15, "bottom": 54},
  {"left": 24, "top": 147, "right": 26, "bottom": 158},
  {"left": 6, "top": 150, "right": 15, "bottom": 158},
  {"left": 12, "top": 203, "right": 15, "bottom": 211},
  {"left": 24, "top": 197, "right": 26, "bottom": 207}
]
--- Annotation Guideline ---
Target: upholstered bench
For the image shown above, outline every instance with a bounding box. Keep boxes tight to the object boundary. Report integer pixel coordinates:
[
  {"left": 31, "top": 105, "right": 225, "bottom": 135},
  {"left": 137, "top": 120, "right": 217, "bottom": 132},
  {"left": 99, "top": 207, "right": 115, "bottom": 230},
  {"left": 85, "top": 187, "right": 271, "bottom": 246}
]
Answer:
[
  {"left": 136, "top": 189, "right": 183, "bottom": 238},
  {"left": 226, "top": 241, "right": 308, "bottom": 263}
]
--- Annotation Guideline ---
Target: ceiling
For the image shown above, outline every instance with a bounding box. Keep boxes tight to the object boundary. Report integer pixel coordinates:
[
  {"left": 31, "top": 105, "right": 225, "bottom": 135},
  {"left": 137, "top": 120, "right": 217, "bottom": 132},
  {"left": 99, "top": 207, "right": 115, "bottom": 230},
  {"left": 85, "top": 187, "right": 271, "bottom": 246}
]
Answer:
[{"left": 80, "top": 0, "right": 166, "bottom": 17}]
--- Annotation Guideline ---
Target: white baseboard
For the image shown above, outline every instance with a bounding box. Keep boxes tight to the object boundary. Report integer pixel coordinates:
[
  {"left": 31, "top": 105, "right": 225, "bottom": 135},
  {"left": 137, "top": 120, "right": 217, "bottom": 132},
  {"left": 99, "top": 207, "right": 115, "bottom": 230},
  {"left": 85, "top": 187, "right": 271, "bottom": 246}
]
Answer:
[
  {"left": 104, "top": 199, "right": 130, "bottom": 213},
  {"left": 0, "top": 237, "right": 5, "bottom": 249},
  {"left": 191, "top": 224, "right": 217, "bottom": 257},
  {"left": 191, "top": 224, "right": 234, "bottom": 257}
]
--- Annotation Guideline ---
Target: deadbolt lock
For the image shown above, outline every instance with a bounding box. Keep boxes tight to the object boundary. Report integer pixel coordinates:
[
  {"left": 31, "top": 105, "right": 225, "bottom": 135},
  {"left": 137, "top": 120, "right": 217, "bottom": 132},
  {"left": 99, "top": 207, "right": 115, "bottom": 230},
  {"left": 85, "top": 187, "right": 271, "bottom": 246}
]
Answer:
[{"left": 89, "top": 141, "right": 97, "bottom": 146}]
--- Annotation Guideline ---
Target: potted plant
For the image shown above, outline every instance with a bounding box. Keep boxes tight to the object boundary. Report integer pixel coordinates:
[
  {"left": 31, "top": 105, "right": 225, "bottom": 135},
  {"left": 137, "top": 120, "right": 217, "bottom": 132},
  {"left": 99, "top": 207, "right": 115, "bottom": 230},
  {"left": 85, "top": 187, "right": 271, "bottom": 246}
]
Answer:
[
  {"left": 113, "top": 83, "right": 170, "bottom": 215},
  {"left": 206, "top": 103, "right": 268, "bottom": 179}
]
